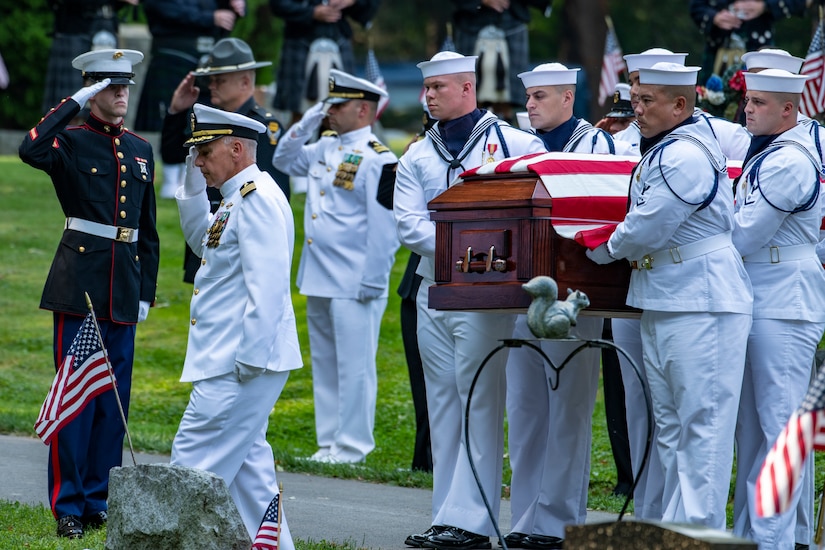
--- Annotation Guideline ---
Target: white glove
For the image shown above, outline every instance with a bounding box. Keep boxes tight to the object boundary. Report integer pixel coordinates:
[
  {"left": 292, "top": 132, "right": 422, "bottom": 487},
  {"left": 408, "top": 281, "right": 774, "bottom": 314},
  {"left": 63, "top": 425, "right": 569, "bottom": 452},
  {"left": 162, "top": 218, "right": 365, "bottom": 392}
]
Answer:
[
  {"left": 585, "top": 243, "right": 617, "bottom": 265},
  {"left": 295, "top": 102, "right": 326, "bottom": 135},
  {"left": 235, "top": 361, "right": 266, "bottom": 382},
  {"left": 70, "top": 78, "right": 111, "bottom": 107},
  {"left": 357, "top": 283, "right": 384, "bottom": 302},
  {"left": 181, "top": 146, "right": 207, "bottom": 198},
  {"left": 138, "top": 301, "right": 150, "bottom": 322}
]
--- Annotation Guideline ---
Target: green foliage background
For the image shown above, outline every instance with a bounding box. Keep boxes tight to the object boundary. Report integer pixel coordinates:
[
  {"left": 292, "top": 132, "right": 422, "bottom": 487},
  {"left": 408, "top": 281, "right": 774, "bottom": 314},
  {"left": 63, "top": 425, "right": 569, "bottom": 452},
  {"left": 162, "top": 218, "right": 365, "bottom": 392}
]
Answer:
[{"left": 0, "top": 0, "right": 819, "bottom": 128}]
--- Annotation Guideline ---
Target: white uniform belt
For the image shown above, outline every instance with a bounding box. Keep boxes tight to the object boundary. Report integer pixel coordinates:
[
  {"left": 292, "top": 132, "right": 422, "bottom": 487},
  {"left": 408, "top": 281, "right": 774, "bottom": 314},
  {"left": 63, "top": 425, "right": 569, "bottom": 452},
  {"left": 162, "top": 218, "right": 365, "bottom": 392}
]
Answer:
[
  {"left": 65, "top": 217, "right": 139, "bottom": 243},
  {"left": 742, "top": 243, "right": 816, "bottom": 263},
  {"left": 630, "top": 232, "right": 732, "bottom": 270}
]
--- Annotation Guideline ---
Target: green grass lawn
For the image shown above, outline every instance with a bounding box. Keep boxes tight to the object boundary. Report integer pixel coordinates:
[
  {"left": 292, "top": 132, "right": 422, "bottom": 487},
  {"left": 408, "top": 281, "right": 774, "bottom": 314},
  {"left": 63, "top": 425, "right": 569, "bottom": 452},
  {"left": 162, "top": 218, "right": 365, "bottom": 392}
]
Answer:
[{"left": 3, "top": 152, "right": 816, "bottom": 548}]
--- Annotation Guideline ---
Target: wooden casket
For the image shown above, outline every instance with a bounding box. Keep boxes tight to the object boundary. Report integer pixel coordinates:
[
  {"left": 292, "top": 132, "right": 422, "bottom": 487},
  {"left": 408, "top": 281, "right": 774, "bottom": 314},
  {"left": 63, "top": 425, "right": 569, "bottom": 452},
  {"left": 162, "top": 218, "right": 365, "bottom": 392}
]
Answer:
[{"left": 427, "top": 152, "right": 640, "bottom": 317}]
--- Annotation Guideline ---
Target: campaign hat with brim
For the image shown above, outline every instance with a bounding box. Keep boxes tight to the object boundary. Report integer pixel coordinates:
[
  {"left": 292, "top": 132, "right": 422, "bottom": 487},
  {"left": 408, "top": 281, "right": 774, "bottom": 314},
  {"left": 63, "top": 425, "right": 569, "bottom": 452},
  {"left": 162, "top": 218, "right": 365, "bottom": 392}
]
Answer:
[
  {"left": 72, "top": 48, "right": 144, "bottom": 85},
  {"left": 184, "top": 103, "right": 266, "bottom": 146},
  {"left": 193, "top": 38, "right": 271, "bottom": 76},
  {"left": 325, "top": 68, "right": 389, "bottom": 104}
]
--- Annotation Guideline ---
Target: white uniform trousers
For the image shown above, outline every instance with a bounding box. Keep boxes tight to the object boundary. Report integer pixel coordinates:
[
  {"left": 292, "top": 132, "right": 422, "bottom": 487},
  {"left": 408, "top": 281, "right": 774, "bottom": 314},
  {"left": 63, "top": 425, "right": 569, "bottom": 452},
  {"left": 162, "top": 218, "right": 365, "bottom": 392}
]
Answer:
[
  {"left": 506, "top": 314, "right": 601, "bottom": 538},
  {"left": 306, "top": 296, "right": 386, "bottom": 463},
  {"left": 171, "top": 371, "right": 294, "bottom": 546},
  {"left": 612, "top": 318, "right": 664, "bottom": 520},
  {"left": 733, "top": 318, "right": 824, "bottom": 549},
  {"left": 417, "top": 279, "right": 516, "bottom": 535},
  {"left": 641, "top": 310, "right": 751, "bottom": 530}
]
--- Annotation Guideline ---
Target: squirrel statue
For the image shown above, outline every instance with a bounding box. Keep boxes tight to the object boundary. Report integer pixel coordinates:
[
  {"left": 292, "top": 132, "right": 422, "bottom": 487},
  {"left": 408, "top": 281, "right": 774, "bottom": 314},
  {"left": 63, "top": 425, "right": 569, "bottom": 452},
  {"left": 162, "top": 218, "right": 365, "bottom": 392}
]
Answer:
[{"left": 523, "top": 276, "right": 590, "bottom": 339}]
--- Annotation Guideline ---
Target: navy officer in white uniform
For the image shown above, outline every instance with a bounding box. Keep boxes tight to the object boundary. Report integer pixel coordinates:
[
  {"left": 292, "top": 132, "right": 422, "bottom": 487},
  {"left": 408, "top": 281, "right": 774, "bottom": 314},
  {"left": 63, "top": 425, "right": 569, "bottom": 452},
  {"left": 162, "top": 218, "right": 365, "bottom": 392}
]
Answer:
[
  {"left": 731, "top": 68, "right": 825, "bottom": 550},
  {"left": 273, "top": 69, "right": 399, "bottom": 465},
  {"left": 503, "top": 62, "right": 620, "bottom": 550},
  {"left": 171, "top": 104, "right": 302, "bottom": 544},
  {"left": 587, "top": 62, "right": 753, "bottom": 530},
  {"left": 394, "top": 51, "right": 545, "bottom": 549}
]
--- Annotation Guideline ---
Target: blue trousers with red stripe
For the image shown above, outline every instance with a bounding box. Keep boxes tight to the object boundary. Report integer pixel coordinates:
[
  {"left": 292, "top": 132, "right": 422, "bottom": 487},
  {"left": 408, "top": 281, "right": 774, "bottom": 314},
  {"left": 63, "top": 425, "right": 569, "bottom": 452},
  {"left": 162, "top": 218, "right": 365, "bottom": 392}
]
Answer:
[{"left": 48, "top": 312, "right": 135, "bottom": 520}]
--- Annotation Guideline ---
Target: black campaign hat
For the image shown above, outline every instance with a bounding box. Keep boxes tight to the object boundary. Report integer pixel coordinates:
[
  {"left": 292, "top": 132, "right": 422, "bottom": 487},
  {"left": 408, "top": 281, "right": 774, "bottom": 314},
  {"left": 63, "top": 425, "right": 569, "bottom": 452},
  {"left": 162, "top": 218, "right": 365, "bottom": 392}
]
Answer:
[{"left": 193, "top": 38, "right": 272, "bottom": 76}]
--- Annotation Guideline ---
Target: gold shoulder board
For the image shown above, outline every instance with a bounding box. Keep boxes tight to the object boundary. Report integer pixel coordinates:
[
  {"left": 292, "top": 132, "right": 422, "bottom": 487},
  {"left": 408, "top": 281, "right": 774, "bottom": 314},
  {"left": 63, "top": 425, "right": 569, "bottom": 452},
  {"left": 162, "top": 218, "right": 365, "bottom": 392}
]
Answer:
[
  {"left": 369, "top": 140, "right": 390, "bottom": 154},
  {"left": 240, "top": 181, "right": 257, "bottom": 197}
]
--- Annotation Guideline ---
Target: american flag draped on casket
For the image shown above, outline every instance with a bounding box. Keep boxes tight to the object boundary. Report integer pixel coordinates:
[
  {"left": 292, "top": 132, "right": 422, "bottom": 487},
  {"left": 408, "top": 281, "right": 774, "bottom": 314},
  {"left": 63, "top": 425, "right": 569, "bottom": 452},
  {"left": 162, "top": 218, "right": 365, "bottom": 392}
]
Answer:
[{"left": 426, "top": 151, "right": 743, "bottom": 314}]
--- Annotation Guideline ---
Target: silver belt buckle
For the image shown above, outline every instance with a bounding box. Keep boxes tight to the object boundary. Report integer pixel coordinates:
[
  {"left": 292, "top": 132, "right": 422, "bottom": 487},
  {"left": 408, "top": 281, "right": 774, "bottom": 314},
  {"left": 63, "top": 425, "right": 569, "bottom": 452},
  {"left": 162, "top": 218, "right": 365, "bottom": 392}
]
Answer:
[
  {"left": 769, "top": 246, "right": 780, "bottom": 263},
  {"left": 116, "top": 227, "right": 134, "bottom": 243},
  {"left": 669, "top": 247, "right": 683, "bottom": 264}
]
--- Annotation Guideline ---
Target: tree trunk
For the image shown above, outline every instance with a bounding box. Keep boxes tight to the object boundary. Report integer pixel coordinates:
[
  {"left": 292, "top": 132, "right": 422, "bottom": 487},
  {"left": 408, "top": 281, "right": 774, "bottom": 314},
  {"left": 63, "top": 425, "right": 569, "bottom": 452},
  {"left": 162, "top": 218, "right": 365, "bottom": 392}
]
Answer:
[{"left": 559, "top": 0, "right": 609, "bottom": 120}]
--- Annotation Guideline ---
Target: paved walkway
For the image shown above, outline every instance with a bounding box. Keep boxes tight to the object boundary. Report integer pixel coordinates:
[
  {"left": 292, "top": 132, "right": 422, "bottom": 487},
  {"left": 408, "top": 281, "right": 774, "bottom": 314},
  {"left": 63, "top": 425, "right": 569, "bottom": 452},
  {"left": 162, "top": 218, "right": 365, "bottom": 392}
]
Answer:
[{"left": 0, "top": 434, "right": 616, "bottom": 549}]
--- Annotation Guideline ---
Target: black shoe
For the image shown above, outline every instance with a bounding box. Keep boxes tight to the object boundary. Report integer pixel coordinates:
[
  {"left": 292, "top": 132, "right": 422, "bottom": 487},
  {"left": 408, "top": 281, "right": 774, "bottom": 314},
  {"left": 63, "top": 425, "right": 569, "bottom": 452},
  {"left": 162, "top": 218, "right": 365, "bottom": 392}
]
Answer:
[
  {"left": 501, "top": 532, "right": 528, "bottom": 548},
  {"left": 424, "top": 525, "right": 492, "bottom": 549},
  {"left": 794, "top": 545, "right": 809, "bottom": 550},
  {"left": 83, "top": 510, "right": 107, "bottom": 529},
  {"left": 406, "top": 526, "right": 448, "bottom": 548},
  {"left": 522, "top": 534, "right": 564, "bottom": 550},
  {"left": 56, "top": 515, "right": 83, "bottom": 539}
]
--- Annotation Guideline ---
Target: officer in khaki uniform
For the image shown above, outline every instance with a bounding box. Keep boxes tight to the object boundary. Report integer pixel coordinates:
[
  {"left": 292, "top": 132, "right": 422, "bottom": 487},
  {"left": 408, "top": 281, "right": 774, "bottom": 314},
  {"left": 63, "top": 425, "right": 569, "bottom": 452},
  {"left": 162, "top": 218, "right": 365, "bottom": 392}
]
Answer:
[
  {"left": 274, "top": 69, "right": 399, "bottom": 464},
  {"left": 171, "top": 104, "right": 302, "bottom": 545}
]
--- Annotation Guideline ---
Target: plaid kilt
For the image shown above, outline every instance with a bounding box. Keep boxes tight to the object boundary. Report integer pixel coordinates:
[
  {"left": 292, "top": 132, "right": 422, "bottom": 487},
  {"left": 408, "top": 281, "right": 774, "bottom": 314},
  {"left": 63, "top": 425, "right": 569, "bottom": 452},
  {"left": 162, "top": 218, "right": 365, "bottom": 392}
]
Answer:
[
  {"left": 454, "top": 24, "right": 528, "bottom": 106},
  {"left": 134, "top": 42, "right": 204, "bottom": 132},
  {"left": 41, "top": 33, "right": 95, "bottom": 112},
  {"left": 273, "top": 36, "right": 355, "bottom": 113}
]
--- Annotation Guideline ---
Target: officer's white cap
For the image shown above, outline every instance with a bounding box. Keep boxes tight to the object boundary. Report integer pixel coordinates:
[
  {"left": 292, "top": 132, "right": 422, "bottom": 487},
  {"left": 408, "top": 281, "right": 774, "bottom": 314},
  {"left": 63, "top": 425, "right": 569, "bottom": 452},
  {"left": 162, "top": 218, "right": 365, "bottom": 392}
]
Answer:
[
  {"left": 742, "top": 48, "right": 804, "bottom": 74},
  {"left": 639, "top": 62, "right": 700, "bottom": 86},
  {"left": 184, "top": 104, "right": 266, "bottom": 146},
  {"left": 518, "top": 63, "right": 580, "bottom": 88},
  {"left": 624, "top": 48, "right": 688, "bottom": 74},
  {"left": 744, "top": 68, "right": 811, "bottom": 94},
  {"left": 325, "top": 68, "right": 389, "bottom": 104},
  {"left": 72, "top": 49, "right": 144, "bottom": 85},
  {"left": 417, "top": 51, "right": 477, "bottom": 79}
]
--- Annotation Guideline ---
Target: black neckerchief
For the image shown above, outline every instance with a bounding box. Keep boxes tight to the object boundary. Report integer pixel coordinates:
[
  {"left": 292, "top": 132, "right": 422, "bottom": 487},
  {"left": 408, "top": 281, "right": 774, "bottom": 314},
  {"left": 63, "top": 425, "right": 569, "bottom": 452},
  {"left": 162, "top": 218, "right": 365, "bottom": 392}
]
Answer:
[
  {"left": 536, "top": 116, "right": 578, "bottom": 152},
  {"left": 743, "top": 133, "right": 782, "bottom": 166},
  {"left": 438, "top": 109, "right": 484, "bottom": 158},
  {"left": 639, "top": 115, "right": 697, "bottom": 156}
]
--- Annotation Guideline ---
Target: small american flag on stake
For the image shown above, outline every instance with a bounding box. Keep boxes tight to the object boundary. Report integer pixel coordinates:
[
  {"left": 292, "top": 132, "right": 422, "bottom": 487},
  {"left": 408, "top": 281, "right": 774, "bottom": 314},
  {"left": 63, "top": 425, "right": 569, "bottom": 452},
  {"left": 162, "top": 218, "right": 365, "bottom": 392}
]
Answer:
[
  {"left": 755, "top": 365, "right": 825, "bottom": 517},
  {"left": 365, "top": 48, "right": 389, "bottom": 119},
  {"left": 34, "top": 312, "right": 115, "bottom": 444},
  {"left": 801, "top": 22, "right": 825, "bottom": 118},
  {"left": 252, "top": 489, "right": 281, "bottom": 549},
  {"left": 598, "top": 16, "right": 626, "bottom": 107}
]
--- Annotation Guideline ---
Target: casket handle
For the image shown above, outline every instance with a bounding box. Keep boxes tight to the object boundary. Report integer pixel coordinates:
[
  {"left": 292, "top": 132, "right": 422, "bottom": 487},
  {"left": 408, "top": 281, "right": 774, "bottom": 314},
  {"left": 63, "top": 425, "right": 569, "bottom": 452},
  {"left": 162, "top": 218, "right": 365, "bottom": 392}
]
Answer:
[
  {"left": 455, "top": 245, "right": 509, "bottom": 273},
  {"left": 462, "top": 246, "right": 472, "bottom": 272}
]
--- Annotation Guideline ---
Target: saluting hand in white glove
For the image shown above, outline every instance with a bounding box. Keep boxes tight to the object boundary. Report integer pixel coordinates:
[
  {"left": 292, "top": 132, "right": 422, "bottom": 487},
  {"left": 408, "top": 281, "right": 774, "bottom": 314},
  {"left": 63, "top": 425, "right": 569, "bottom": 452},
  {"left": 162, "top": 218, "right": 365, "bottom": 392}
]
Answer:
[{"left": 70, "top": 78, "right": 111, "bottom": 107}]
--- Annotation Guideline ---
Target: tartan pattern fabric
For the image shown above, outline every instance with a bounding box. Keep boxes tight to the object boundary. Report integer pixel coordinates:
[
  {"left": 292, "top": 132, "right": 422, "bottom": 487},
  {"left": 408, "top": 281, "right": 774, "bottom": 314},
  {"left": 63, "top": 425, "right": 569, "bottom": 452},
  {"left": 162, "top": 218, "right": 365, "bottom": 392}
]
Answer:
[
  {"left": 273, "top": 37, "right": 355, "bottom": 113},
  {"left": 454, "top": 25, "right": 529, "bottom": 105},
  {"left": 41, "top": 33, "right": 95, "bottom": 112},
  {"left": 134, "top": 42, "right": 203, "bottom": 132}
]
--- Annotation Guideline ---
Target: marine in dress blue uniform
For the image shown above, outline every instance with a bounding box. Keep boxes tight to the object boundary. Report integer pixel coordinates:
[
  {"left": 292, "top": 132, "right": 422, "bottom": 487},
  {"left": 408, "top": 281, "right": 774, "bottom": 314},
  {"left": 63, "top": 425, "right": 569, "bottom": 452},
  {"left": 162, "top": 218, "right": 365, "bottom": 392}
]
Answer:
[
  {"left": 273, "top": 69, "right": 399, "bottom": 464},
  {"left": 588, "top": 62, "right": 753, "bottom": 530},
  {"left": 730, "top": 69, "right": 825, "bottom": 550},
  {"left": 505, "top": 62, "right": 623, "bottom": 549},
  {"left": 394, "top": 52, "right": 545, "bottom": 549},
  {"left": 19, "top": 48, "right": 159, "bottom": 539},
  {"left": 170, "top": 105, "right": 302, "bottom": 544}
]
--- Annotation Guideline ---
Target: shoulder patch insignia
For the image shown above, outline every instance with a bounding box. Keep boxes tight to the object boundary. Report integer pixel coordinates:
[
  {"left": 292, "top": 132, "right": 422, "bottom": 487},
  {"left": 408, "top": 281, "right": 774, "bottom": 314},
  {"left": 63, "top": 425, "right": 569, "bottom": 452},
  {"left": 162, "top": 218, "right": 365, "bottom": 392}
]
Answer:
[
  {"left": 369, "top": 140, "right": 390, "bottom": 154},
  {"left": 321, "top": 129, "right": 338, "bottom": 138},
  {"left": 240, "top": 181, "right": 257, "bottom": 197}
]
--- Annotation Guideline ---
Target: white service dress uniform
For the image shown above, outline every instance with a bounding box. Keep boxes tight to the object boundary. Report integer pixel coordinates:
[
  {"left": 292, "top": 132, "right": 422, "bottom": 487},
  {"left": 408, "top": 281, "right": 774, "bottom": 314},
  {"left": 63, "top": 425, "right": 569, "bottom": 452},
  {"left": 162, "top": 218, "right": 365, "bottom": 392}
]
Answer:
[
  {"left": 172, "top": 163, "right": 303, "bottom": 543},
  {"left": 606, "top": 117, "right": 753, "bottom": 530},
  {"left": 610, "top": 107, "right": 751, "bottom": 520},
  {"left": 274, "top": 122, "right": 399, "bottom": 464},
  {"left": 506, "top": 120, "right": 617, "bottom": 539},
  {"left": 395, "top": 109, "right": 545, "bottom": 535},
  {"left": 731, "top": 123, "right": 825, "bottom": 549}
]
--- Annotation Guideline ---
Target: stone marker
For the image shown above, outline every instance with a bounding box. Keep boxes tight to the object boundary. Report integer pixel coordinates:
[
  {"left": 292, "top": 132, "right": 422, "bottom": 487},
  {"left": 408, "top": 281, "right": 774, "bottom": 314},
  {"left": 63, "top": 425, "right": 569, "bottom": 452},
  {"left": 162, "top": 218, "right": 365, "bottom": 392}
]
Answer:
[{"left": 106, "top": 463, "right": 251, "bottom": 550}]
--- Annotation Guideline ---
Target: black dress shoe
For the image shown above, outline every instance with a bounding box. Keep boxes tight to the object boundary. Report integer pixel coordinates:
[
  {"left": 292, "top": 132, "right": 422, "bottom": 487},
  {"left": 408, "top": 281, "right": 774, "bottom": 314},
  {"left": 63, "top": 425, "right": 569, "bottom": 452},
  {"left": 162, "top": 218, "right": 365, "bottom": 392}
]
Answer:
[
  {"left": 56, "top": 515, "right": 83, "bottom": 539},
  {"left": 424, "top": 525, "right": 492, "bottom": 549},
  {"left": 522, "top": 534, "right": 563, "bottom": 550},
  {"left": 500, "top": 532, "right": 528, "bottom": 548},
  {"left": 406, "top": 526, "right": 448, "bottom": 548},
  {"left": 83, "top": 510, "right": 107, "bottom": 529},
  {"left": 795, "top": 545, "right": 809, "bottom": 550}
]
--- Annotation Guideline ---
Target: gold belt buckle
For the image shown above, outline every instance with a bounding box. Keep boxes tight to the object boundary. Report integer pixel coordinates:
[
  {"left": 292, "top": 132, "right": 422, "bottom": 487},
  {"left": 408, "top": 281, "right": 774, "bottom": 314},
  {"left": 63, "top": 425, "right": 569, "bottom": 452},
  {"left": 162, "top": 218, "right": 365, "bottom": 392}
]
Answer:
[
  {"left": 116, "top": 227, "right": 134, "bottom": 243},
  {"left": 630, "top": 254, "right": 654, "bottom": 270}
]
